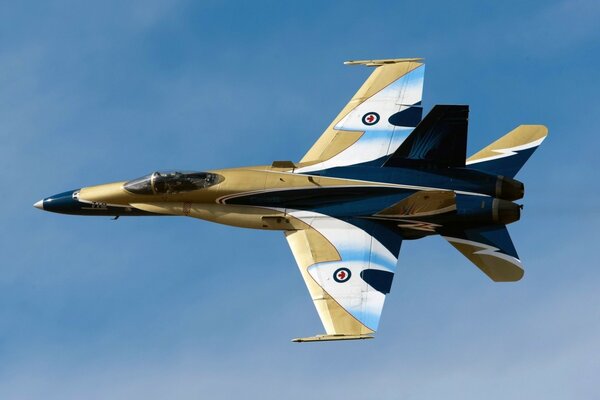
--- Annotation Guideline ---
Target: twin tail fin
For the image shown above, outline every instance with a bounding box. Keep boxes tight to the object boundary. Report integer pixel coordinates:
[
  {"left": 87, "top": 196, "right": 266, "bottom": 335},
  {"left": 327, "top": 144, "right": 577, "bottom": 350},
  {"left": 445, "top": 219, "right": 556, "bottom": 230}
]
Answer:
[{"left": 383, "top": 105, "right": 547, "bottom": 179}]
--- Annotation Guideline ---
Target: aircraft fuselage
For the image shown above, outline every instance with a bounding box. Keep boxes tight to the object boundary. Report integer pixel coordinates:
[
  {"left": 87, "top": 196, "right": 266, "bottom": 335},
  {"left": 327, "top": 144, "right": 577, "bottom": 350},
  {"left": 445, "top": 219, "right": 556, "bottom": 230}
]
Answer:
[{"left": 36, "top": 164, "right": 523, "bottom": 236}]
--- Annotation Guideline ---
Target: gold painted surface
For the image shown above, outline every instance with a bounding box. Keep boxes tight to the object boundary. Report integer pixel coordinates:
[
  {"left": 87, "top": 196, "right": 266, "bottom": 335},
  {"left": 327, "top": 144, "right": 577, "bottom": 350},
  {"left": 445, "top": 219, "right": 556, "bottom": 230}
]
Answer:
[
  {"left": 350, "top": 61, "right": 422, "bottom": 103},
  {"left": 377, "top": 190, "right": 456, "bottom": 218},
  {"left": 261, "top": 168, "right": 385, "bottom": 189},
  {"left": 79, "top": 167, "right": 392, "bottom": 220},
  {"left": 263, "top": 168, "right": 321, "bottom": 190},
  {"left": 213, "top": 168, "right": 268, "bottom": 195},
  {"left": 79, "top": 168, "right": 270, "bottom": 206},
  {"left": 130, "top": 203, "right": 305, "bottom": 230},
  {"left": 448, "top": 241, "right": 524, "bottom": 282},
  {"left": 285, "top": 228, "right": 374, "bottom": 336},
  {"left": 79, "top": 180, "right": 227, "bottom": 205},
  {"left": 79, "top": 182, "right": 134, "bottom": 205},
  {"left": 468, "top": 125, "right": 548, "bottom": 163},
  {"left": 186, "top": 204, "right": 304, "bottom": 230},
  {"left": 218, "top": 166, "right": 387, "bottom": 200},
  {"left": 300, "top": 60, "right": 423, "bottom": 164},
  {"left": 314, "top": 131, "right": 363, "bottom": 162},
  {"left": 129, "top": 202, "right": 180, "bottom": 215}
]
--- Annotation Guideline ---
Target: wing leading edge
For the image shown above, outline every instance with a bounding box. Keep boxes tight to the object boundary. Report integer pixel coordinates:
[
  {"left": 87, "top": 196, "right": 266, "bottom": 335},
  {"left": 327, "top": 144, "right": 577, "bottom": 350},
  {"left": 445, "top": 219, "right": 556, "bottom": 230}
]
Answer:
[{"left": 285, "top": 210, "right": 402, "bottom": 341}]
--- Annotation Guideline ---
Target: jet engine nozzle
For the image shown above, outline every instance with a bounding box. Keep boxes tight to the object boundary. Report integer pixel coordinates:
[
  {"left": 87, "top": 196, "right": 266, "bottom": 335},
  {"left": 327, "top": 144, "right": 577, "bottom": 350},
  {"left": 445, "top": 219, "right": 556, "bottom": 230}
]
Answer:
[
  {"left": 493, "top": 199, "right": 521, "bottom": 225},
  {"left": 496, "top": 176, "right": 524, "bottom": 201}
]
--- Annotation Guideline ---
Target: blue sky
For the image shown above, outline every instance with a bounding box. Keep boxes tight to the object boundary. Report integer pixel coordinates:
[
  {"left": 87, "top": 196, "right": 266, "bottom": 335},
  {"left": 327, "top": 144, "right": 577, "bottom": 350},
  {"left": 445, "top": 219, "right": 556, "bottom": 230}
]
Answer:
[{"left": 1, "top": 0, "right": 599, "bottom": 398}]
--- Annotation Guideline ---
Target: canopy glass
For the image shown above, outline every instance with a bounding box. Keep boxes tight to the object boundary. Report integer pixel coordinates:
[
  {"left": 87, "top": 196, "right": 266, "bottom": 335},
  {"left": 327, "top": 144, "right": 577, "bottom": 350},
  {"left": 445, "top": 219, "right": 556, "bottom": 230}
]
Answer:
[{"left": 124, "top": 171, "right": 223, "bottom": 195}]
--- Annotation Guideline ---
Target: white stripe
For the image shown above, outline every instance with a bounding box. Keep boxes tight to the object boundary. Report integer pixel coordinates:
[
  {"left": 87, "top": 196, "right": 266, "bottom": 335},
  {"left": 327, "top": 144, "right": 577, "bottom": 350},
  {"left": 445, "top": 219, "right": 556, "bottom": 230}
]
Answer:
[
  {"left": 443, "top": 236, "right": 522, "bottom": 266},
  {"left": 466, "top": 137, "right": 545, "bottom": 165}
]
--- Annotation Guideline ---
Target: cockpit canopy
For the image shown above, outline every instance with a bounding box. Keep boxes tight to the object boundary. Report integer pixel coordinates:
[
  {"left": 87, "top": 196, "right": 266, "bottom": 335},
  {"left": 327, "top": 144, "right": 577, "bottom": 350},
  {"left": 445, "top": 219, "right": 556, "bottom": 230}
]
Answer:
[{"left": 123, "top": 171, "right": 223, "bottom": 195}]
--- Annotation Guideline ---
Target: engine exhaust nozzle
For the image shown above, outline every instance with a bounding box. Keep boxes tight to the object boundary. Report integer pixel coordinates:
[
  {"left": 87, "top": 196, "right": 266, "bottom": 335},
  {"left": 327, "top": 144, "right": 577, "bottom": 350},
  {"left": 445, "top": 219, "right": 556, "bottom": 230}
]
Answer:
[
  {"left": 496, "top": 176, "right": 524, "bottom": 201},
  {"left": 493, "top": 199, "right": 521, "bottom": 225}
]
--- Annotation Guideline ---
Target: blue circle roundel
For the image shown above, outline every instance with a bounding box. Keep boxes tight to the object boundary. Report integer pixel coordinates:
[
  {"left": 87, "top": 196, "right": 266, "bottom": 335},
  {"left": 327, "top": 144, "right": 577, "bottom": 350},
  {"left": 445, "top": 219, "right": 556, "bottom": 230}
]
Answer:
[
  {"left": 333, "top": 267, "right": 352, "bottom": 283},
  {"left": 362, "top": 112, "right": 380, "bottom": 126}
]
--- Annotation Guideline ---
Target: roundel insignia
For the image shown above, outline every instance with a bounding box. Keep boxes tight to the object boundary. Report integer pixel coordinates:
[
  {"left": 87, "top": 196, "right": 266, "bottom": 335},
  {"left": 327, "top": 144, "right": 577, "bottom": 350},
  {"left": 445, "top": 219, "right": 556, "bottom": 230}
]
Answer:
[
  {"left": 333, "top": 267, "right": 352, "bottom": 283},
  {"left": 362, "top": 112, "right": 380, "bottom": 126}
]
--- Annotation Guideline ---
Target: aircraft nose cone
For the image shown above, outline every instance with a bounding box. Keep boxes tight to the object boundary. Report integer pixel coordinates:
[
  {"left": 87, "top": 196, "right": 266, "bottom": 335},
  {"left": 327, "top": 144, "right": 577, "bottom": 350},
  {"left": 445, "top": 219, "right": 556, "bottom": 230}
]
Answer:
[{"left": 39, "top": 189, "right": 82, "bottom": 214}]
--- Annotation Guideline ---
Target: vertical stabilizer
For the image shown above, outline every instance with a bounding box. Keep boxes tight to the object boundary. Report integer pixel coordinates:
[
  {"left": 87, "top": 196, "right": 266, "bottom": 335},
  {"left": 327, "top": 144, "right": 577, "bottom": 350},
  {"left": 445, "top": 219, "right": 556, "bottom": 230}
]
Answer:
[{"left": 383, "top": 105, "right": 469, "bottom": 168}]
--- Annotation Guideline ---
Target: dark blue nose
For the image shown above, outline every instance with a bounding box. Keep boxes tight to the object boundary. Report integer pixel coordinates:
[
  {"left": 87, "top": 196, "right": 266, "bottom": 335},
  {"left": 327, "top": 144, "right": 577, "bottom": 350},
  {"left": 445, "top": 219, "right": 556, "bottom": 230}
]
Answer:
[{"left": 34, "top": 189, "right": 82, "bottom": 214}]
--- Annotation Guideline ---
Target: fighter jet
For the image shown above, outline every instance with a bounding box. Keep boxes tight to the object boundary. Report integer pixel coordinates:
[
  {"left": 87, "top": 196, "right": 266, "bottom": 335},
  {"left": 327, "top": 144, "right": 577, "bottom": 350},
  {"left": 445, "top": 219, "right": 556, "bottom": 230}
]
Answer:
[{"left": 34, "top": 58, "right": 547, "bottom": 342}]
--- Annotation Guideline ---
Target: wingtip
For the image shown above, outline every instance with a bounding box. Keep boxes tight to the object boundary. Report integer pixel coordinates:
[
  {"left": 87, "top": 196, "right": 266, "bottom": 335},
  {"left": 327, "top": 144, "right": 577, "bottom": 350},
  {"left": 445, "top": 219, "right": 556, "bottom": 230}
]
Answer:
[
  {"left": 291, "top": 334, "right": 374, "bottom": 343},
  {"left": 344, "top": 58, "right": 424, "bottom": 66},
  {"left": 517, "top": 124, "right": 549, "bottom": 142}
]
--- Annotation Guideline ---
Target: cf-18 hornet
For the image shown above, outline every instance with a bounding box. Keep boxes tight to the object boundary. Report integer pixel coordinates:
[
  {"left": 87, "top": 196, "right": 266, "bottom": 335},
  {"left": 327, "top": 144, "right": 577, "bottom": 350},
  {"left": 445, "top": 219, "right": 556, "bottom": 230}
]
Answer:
[{"left": 35, "top": 58, "right": 547, "bottom": 342}]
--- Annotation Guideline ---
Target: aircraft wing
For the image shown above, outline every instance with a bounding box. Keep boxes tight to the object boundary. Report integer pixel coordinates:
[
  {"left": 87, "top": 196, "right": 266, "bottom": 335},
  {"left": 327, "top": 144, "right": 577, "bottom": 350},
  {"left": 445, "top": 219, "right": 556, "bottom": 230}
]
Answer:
[
  {"left": 285, "top": 210, "right": 402, "bottom": 342},
  {"left": 297, "top": 58, "right": 425, "bottom": 173}
]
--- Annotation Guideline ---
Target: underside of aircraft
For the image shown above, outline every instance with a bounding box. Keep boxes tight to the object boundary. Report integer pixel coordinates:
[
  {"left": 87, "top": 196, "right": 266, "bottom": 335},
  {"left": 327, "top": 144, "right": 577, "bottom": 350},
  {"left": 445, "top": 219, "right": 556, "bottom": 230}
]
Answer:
[{"left": 35, "top": 58, "right": 548, "bottom": 342}]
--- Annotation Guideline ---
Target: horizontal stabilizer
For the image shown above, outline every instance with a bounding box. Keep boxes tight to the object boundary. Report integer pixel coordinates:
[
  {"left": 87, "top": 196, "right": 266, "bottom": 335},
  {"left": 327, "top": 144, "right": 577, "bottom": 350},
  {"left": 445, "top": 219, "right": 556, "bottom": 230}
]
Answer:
[
  {"left": 466, "top": 125, "right": 548, "bottom": 178},
  {"left": 442, "top": 225, "right": 523, "bottom": 282},
  {"left": 383, "top": 105, "right": 468, "bottom": 168}
]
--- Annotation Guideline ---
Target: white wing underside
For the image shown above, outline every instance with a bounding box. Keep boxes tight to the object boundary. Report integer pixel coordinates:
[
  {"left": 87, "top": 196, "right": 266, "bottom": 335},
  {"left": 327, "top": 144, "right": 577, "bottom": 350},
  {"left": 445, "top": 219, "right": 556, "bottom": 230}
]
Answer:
[
  {"left": 285, "top": 210, "right": 400, "bottom": 337},
  {"left": 297, "top": 59, "right": 425, "bottom": 173}
]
